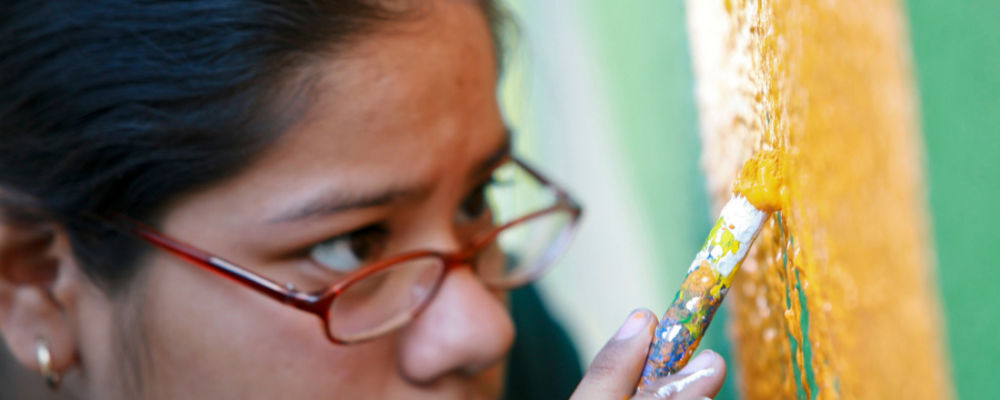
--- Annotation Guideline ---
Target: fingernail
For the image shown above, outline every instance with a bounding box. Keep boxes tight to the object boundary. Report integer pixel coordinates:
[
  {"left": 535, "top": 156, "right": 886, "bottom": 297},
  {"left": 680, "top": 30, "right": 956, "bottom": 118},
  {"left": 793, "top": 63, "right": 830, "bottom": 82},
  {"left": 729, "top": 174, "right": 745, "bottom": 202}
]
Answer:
[
  {"left": 614, "top": 309, "right": 651, "bottom": 340},
  {"left": 679, "top": 349, "right": 717, "bottom": 374}
]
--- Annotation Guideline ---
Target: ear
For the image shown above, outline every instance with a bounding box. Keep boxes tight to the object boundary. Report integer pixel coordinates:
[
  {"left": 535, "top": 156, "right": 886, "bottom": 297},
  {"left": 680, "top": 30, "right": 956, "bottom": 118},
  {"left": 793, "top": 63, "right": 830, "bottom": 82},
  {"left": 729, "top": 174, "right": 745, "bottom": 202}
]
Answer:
[{"left": 0, "top": 215, "right": 81, "bottom": 380}]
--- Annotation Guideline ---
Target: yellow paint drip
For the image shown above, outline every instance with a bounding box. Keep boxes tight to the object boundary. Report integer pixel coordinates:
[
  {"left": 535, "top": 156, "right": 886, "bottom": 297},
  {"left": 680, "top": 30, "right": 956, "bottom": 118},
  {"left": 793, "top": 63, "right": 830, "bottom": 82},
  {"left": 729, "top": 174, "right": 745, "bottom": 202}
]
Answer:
[{"left": 733, "top": 149, "right": 785, "bottom": 212}]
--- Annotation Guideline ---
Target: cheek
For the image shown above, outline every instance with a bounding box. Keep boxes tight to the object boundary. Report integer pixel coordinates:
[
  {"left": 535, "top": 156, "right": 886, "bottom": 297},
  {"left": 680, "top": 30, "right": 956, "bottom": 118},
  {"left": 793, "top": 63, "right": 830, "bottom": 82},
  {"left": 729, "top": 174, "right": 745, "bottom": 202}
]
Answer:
[{"left": 136, "top": 254, "right": 397, "bottom": 398}]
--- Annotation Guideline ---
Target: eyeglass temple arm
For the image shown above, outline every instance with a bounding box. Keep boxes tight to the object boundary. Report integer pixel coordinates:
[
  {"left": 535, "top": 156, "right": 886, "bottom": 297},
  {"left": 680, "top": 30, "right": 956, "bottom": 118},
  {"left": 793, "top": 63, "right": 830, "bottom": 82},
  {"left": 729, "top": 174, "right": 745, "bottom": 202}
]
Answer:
[
  {"left": 513, "top": 158, "right": 582, "bottom": 210},
  {"left": 108, "top": 216, "right": 318, "bottom": 308}
]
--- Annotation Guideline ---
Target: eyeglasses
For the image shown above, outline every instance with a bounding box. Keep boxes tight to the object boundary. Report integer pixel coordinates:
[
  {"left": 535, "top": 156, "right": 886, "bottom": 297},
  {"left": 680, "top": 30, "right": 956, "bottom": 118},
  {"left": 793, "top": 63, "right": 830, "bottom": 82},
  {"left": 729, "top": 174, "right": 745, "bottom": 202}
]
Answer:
[{"left": 107, "top": 158, "right": 582, "bottom": 344}]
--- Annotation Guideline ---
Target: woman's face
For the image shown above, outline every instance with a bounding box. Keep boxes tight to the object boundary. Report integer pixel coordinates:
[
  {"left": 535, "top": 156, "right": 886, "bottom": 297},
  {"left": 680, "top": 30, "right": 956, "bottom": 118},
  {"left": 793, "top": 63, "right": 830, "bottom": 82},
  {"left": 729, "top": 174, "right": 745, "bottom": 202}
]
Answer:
[{"left": 74, "top": 1, "right": 514, "bottom": 398}]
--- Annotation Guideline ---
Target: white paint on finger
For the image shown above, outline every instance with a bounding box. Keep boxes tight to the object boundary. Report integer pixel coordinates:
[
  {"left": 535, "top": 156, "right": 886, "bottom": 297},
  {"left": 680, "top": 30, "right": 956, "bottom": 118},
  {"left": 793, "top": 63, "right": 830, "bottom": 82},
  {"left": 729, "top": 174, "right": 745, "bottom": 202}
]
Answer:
[{"left": 653, "top": 367, "right": 718, "bottom": 399}]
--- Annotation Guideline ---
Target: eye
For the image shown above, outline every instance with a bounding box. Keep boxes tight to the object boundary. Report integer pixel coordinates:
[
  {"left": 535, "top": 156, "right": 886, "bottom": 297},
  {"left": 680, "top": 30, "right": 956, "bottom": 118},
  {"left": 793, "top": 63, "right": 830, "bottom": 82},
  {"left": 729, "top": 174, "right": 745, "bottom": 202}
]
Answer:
[
  {"left": 309, "top": 226, "right": 389, "bottom": 273},
  {"left": 458, "top": 180, "right": 492, "bottom": 222}
]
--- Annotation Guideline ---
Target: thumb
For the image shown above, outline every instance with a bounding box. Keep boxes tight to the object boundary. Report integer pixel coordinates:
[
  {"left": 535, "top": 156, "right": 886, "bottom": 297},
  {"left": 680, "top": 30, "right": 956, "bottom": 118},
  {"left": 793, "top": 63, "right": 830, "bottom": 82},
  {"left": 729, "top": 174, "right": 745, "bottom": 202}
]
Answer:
[{"left": 570, "top": 309, "right": 657, "bottom": 400}]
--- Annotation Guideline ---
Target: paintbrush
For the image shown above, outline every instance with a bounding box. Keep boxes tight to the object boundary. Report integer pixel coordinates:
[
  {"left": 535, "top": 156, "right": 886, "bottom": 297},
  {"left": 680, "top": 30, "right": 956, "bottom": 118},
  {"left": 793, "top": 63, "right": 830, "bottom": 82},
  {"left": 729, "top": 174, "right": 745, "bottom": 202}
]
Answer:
[{"left": 634, "top": 150, "right": 784, "bottom": 394}]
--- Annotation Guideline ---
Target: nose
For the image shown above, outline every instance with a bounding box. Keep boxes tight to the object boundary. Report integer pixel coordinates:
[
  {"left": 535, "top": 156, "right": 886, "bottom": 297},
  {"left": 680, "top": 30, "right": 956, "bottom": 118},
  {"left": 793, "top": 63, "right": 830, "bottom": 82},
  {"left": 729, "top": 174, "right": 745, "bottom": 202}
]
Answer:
[{"left": 397, "top": 265, "right": 515, "bottom": 383}]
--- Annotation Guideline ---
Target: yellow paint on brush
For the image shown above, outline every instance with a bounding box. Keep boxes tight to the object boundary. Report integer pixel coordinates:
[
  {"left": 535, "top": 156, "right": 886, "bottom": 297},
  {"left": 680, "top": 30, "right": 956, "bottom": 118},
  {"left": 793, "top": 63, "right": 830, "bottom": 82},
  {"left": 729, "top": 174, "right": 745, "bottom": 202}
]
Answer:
[{"left": 733, "top": 150, "right": 785, "bottom": 212}]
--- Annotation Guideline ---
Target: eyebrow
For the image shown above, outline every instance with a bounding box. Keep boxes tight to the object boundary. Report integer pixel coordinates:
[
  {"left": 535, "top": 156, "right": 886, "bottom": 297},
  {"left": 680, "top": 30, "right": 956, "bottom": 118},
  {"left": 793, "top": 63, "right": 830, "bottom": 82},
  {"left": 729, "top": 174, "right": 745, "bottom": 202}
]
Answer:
[
  {"left": 266, "top": 188, "right": 417, "bottom": 224},
  {"left": 267, "top": 130, "right": 512, "bottom": 224}
]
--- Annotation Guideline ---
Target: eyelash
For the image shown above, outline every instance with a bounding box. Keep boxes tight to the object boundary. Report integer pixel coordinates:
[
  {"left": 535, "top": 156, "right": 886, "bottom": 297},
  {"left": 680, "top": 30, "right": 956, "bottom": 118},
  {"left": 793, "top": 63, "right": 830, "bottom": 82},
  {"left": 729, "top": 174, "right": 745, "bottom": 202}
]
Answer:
[{"left": 306, "top": 178, "right": 496, "bottom": 261}]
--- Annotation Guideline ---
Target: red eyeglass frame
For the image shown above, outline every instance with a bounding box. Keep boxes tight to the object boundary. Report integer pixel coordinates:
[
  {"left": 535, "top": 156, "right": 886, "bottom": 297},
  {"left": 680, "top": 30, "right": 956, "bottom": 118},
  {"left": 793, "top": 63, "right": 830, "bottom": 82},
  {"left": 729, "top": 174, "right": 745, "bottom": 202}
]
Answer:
[{"left": 107, "top": 158, "right": 582, "bottom": 345}]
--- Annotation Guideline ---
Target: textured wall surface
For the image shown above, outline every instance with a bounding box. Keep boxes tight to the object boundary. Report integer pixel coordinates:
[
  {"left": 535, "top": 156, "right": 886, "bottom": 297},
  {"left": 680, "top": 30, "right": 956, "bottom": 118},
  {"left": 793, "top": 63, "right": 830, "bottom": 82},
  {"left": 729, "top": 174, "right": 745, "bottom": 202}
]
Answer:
[{"left": 686, "top": 0, "right": 953, "bottom": 398}]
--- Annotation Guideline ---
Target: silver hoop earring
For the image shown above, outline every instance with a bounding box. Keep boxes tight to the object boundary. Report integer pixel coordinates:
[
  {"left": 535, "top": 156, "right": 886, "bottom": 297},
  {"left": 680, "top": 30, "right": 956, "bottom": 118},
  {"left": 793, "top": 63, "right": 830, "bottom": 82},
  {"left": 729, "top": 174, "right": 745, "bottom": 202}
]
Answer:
[{"left": 36, "top": 338, "right": 61, "bottom": 390}]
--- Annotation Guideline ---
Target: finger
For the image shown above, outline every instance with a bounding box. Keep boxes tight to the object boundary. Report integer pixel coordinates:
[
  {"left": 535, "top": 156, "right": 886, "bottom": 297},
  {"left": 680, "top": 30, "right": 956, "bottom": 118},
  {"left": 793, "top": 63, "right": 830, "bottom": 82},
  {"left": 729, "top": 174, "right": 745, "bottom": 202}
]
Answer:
[
  {"left": 633, "top": 349, "right": 727, "bottom": 400},
  {"left": 570, "top": 309, "right": 658, "bottom": 400}
]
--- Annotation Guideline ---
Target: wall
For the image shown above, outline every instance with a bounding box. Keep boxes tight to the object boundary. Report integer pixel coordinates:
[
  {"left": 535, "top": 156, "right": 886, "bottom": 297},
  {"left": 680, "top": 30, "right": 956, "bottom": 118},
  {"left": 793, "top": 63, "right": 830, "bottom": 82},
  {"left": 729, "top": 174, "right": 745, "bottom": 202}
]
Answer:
[
  {"left": 908, "top": 1, "right": 1000, "bottom": 398},
  {"left": 502, "top": 0, "right": 999, "bottom": 398}
]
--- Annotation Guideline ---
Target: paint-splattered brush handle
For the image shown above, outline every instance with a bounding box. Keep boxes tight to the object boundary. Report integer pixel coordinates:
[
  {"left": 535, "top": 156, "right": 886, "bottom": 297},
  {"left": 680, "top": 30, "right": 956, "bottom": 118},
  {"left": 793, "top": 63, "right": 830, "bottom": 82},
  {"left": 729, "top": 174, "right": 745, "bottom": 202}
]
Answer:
[{"left": 634, "top": 194, "right": 769, "bottom": 394}]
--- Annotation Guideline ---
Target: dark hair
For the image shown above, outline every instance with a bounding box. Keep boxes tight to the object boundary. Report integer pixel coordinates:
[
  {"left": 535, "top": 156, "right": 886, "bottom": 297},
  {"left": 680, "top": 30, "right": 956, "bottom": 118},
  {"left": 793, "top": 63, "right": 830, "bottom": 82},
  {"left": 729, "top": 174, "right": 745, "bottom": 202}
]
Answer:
[{"left": 0, "top": 0, "right": 506, "bottom": 293}]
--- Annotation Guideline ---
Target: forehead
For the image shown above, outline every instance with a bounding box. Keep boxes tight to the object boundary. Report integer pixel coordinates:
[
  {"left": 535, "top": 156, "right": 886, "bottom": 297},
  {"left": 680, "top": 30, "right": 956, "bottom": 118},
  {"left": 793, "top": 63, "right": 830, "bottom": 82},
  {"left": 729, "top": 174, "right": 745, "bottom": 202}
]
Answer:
[
  {"left": 267, "top": 0, "right": 500, "bottom": 178},
  {"left": 164, "top": 0, "right": 505, "bottom": 224}
]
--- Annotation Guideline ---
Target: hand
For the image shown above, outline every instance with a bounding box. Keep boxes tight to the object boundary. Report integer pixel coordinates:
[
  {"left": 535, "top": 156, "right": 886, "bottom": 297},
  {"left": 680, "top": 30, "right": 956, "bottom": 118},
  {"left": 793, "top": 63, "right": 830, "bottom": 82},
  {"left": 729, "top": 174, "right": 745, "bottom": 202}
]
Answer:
[{"left": 569, "top": 309, "right": 727, "bottom": 400}]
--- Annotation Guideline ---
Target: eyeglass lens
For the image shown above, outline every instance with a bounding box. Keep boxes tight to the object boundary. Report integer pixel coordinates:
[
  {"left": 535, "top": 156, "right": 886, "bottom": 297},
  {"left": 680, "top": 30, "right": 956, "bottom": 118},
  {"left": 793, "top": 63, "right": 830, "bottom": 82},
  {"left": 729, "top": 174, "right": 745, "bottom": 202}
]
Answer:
[
  {"left": 328, "top": 256, "right": 444, "bottom": 342},
  {"left": 327, "top": 161, "right": 575, "bottom": 342}
]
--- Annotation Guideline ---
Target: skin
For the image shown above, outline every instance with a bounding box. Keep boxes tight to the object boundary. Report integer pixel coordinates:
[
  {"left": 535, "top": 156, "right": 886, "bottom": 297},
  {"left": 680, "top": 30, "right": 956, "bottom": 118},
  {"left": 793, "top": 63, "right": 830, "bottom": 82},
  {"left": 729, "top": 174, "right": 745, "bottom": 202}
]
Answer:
[{"left": 0, "top": 1, "right": 727, "bottom": 399}]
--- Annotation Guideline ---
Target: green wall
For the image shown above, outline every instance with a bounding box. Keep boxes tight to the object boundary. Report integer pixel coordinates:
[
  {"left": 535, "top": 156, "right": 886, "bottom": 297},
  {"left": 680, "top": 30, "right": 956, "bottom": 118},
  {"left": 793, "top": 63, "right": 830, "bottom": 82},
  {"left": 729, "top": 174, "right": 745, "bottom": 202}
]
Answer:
[
  {"left": 908, "top": 1, "right": 1000, "bottom": 398},
  {"left": 572, "top": 2, "right": 731, "bottom": 398}
]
